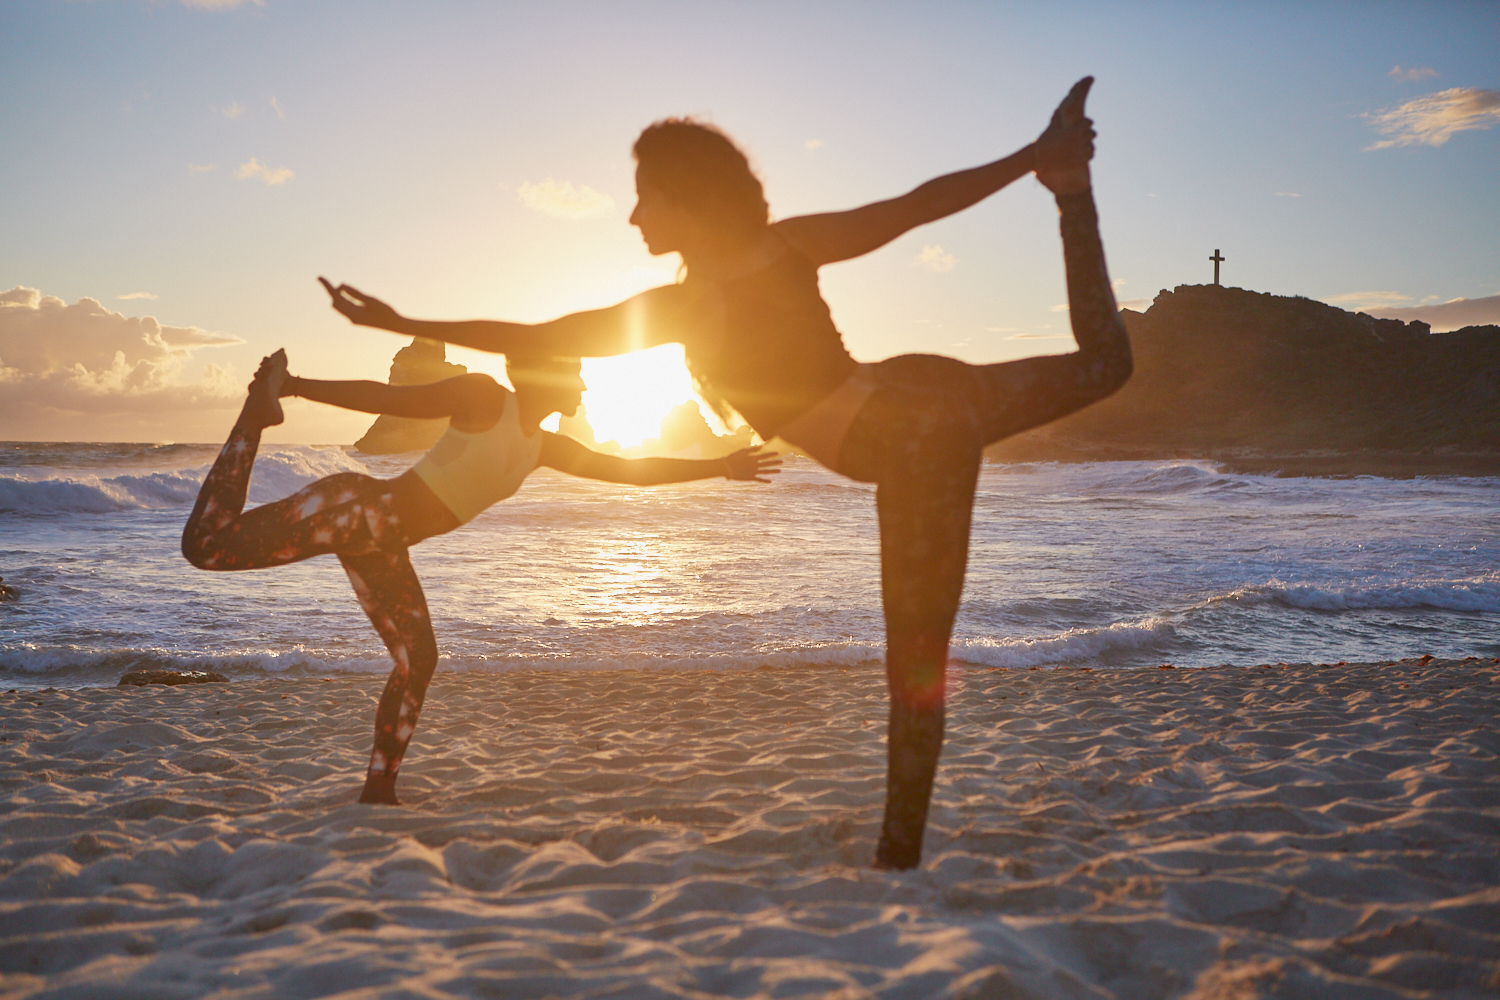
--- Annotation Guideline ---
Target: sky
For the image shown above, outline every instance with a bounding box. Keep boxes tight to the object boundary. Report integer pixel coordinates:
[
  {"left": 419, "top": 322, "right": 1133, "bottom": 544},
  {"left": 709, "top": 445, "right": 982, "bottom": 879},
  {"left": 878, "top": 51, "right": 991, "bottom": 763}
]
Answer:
[{"left": 1, "top": 0, "right": 1497, "bottom": 444}]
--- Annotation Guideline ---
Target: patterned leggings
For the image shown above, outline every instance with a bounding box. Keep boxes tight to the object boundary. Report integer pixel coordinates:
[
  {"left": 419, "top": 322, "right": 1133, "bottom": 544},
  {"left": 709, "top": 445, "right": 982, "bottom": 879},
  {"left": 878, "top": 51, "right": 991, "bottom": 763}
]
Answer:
[
  {"left": 181, "top": 426, "right": 438, "bottom": 785},
  {"left": 837, "top": 191, "right": 1133, "bottom": 869}
]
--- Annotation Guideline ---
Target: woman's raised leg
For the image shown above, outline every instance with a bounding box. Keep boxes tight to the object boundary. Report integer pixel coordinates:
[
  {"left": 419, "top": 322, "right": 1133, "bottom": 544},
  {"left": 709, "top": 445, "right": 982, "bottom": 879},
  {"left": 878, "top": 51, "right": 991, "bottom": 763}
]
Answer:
[
  {"left": 181, "top": 351, "right": 286, "bottom": 566},
  {"left": 970, "top": 191, "right": 1132, "bottom": 445}
]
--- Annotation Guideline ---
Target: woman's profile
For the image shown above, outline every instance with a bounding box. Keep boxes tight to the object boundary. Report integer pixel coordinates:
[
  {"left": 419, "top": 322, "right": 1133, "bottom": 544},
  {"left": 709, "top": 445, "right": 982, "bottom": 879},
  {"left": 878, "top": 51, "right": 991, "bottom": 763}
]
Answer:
[
  {"left": 182, "top": 350, "right": 779, "bottom": 805},
  {"left": 322, "top": 78, "right": 1130, "bottom": 867}
]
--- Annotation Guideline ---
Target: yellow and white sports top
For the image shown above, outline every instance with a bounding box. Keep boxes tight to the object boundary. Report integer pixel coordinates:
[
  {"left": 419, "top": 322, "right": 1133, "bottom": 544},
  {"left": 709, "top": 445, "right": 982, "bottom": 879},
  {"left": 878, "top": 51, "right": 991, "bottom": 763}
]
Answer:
[{"left": 410, "top": 394, "right": 541, "bottom": 525}]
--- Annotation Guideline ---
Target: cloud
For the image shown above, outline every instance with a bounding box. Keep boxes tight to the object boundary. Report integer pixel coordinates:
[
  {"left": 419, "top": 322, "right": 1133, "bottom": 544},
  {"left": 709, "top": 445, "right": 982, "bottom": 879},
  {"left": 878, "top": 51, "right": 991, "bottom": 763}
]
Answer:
[
  {"left": 516, "top": 179, "right": 614, "bottom": 218},
  {"left": 1389, "top": 65, "right": 1438, "bottom": 83},
  {"left": 1049, "top": 304, "right": 1070, "bottom": 313},
  {"left": 269, "top": 96, "right": 285, "bottom": 120},
  {"left": 804, "top": 139, "right": 824, "bottom": 151},
  {"left": 1006, "top": 330, "right": 1069, "bottom": 340},
  {"left": 1323, "top": 290, "right": 1413, "bottom": 310},
  {"left": 0, "top": 287, "right": 242, "bottom": 423},
  {"left": 181, "top": 0, "right": 265, "bottom": 9},
  {"left": 1363, "top": 87, "right": 1500, "bottom": 149},
  {"left": 188, "top": 163, "right": 218, "bottom": 175},
  {"left": 235, "top": 158, "right": 294, "bottom": 185},
  {"left": 1273, "top": 191, "right": 1301, "bottom": 197},
  {"left": 217, "top": 101, "right": 245, "bottom": 120},
  {"left": 1365, "top": 294, "right": 1500, "bottom": 333},
  {"left": 1118, "top": 298, "right": 1153, "bottom": 312},
  {"left": 117, "top": 292, "right": 158, "bottom": 301},
  {"left": 913, "top": 244, "right": 957, "bottom": 272}
]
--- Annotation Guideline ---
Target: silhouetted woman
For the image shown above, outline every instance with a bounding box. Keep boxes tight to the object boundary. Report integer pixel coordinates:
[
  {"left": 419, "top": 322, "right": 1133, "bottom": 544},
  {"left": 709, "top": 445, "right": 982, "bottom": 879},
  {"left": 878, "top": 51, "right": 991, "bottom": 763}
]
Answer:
[
  {"left": 183, "top": 350, "right": 778, "bottom": 805},
  {"left": 322, "top": 78, "right": 1130, "bottom": 867}
]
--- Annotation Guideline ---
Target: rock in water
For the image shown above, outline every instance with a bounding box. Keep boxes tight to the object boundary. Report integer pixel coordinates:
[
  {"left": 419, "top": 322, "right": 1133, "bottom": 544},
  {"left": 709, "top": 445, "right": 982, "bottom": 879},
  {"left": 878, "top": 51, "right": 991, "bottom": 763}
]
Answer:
[
  {"left": 353, "top": 338, "right": 469, "bottom": 454},
  {"left": 119, "top": 670, "right": 228, "bottom": 687}
]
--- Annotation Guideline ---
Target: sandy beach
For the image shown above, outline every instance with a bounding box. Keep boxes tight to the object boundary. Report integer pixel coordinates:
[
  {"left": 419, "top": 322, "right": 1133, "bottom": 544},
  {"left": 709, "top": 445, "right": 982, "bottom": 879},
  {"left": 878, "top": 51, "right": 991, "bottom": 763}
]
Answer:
[{"left": 1, "top": 659, "right": 1496, "bottom": 999}]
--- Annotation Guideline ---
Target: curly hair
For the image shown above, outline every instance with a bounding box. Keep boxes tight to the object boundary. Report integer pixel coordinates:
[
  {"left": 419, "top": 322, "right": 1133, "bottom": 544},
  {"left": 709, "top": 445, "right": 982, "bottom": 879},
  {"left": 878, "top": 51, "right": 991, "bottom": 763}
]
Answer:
[{"left": 632, "top": 118, "right": 769, "bottom": 239}]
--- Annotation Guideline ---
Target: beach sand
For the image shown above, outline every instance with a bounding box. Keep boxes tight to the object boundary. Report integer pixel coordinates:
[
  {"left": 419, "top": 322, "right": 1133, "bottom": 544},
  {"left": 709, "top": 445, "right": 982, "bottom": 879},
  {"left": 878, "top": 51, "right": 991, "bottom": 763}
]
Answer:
[{"left": 1, "top": 659, "right": 1496, "bottom": 999}]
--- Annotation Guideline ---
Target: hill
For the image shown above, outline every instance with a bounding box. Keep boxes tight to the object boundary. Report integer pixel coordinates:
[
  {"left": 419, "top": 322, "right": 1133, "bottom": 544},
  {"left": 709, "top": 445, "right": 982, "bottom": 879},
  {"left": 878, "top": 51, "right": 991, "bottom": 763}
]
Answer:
[{"left": 985, "top": 284, "right": 1500, "bottom": 476}]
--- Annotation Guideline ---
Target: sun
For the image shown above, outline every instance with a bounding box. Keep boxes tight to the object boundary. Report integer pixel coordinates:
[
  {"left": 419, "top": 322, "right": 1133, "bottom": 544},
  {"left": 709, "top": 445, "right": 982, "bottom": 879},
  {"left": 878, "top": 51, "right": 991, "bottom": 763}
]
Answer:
[{"left": 578, "top": 344, "right": 718, "bottom": 448}]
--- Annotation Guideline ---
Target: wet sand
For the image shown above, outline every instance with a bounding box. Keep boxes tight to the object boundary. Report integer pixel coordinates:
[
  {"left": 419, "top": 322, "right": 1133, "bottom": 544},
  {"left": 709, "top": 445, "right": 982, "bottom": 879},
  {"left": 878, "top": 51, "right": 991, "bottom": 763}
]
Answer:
[{"left": 1, "top": 658, "right": 1497, "bottom": 999}]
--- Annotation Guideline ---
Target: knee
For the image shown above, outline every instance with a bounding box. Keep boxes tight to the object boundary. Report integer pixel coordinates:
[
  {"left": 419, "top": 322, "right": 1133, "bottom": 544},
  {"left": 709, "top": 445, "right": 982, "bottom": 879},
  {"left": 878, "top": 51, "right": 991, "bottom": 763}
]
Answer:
[{"left": 181, "top": 532, "right": 215, "bottom": 570}]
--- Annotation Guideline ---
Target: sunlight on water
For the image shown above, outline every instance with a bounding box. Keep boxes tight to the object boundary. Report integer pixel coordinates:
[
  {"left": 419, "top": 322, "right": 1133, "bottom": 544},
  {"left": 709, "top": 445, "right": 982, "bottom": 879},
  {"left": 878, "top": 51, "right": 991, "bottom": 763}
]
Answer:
[{"left": 1, "top": 444, "right": 1496, "bottom": 687}]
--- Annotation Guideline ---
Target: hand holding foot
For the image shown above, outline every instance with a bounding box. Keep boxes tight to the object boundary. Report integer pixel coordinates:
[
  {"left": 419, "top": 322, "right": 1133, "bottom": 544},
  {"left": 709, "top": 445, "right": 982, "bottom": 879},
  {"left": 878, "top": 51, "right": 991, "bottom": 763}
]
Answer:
[
  {"left": 1035, "top": 76, "right": 1095, "bottom": 196},
  {"left": 241, "top": 349, "right": 288, "bottom": 429}
]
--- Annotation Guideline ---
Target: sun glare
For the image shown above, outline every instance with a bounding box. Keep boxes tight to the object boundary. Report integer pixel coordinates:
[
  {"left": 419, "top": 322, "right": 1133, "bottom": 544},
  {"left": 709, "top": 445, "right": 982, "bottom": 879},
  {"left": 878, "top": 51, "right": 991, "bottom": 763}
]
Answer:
[{"left": 580, "top": 344, "right": 709, "bottom": 448}]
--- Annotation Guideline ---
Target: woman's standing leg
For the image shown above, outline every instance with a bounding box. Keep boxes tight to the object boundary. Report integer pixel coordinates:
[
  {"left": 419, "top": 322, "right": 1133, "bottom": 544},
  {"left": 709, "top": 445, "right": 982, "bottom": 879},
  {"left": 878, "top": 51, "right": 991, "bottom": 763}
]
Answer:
[
  {"left": 340, "top": 548, "right": 439, "bottom": 804},
  {"left": 841, "top": 359, "right": 985, "bottom": 869}
]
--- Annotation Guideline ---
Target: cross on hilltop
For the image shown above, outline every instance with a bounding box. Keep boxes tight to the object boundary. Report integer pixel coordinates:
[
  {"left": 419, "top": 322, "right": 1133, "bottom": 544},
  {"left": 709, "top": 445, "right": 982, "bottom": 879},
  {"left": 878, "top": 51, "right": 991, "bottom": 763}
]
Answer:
[{"left": 1210, "top": 249, "right": 1225, "bottom": 286}]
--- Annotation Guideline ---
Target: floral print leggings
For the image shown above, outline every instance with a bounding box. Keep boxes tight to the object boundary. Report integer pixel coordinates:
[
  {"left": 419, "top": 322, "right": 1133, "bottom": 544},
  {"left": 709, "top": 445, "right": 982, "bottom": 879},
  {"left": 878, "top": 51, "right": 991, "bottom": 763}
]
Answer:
[
  {"left": 837, "top": 192, "right": 1134, "bottom": 869},
  {"left": 181, "top": 426, "right": 438, "bottom": 785}
]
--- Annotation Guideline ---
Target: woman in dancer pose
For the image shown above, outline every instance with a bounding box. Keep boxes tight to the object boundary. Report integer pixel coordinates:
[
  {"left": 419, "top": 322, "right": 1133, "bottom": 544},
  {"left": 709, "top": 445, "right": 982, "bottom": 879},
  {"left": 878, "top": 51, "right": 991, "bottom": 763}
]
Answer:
[
  {"left": 182, "top": 350, "right": 779, "bottom": 805},
  {"left": 321, "top": 78, "right": 1130, "bottom": 867}
]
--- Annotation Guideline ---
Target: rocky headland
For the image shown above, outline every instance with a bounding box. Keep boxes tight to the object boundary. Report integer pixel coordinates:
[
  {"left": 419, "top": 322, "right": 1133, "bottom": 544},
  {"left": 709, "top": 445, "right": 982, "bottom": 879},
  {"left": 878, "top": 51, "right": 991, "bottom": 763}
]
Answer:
[
  {"left": 352, "top": 338, "right": 468, "bottom": 454},
  {"left": 986, "top": 284, "right": 1500, "bottom": 476}
]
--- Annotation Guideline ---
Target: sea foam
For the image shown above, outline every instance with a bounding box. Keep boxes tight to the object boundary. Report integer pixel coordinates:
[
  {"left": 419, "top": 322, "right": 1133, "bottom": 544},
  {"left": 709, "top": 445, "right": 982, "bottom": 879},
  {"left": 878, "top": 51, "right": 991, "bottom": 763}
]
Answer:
[{"left": 0, "top": 447, "right": 368, "bottom": 514}]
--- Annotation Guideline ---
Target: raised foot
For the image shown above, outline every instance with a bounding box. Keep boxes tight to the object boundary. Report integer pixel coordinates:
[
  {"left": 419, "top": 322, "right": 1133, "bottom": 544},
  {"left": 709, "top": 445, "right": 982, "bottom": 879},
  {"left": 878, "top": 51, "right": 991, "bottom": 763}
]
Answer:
[
  {"left": 1036, "top": 76, "right": 1096, "bottom": 196},
  {"left": 242, "top": 349, "right": 288, "bottom": 429}
]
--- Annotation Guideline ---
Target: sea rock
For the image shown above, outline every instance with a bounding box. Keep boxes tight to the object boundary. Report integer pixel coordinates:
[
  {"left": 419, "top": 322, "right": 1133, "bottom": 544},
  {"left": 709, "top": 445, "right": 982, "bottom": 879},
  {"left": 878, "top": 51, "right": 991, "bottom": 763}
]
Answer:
[
  {"left": 118, "top": 670, "right": 228, "bottom": 687},
  {"left": 353, "top": 338, "right": 469, "bottom": 454},
  {"left": 985, "top": 284, "right": 1500, "bottom": 475}
]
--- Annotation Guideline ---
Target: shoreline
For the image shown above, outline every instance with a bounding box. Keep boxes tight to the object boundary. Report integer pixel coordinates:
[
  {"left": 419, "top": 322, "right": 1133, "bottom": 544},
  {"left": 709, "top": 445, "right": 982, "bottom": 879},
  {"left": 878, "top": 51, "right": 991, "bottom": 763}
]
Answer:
[{"left": 1, "top": 658, "right": 1496, "bottom": 997}]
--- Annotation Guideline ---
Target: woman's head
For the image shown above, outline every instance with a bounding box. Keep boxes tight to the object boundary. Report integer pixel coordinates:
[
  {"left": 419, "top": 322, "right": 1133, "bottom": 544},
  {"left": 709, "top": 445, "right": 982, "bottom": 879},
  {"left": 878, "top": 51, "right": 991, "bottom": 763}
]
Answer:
[
  {"left": 507, "top": 355, "right": 584, "bottom": 417},
  {"left": 631, "top": 119, "right": 768, "bottom": 245}
]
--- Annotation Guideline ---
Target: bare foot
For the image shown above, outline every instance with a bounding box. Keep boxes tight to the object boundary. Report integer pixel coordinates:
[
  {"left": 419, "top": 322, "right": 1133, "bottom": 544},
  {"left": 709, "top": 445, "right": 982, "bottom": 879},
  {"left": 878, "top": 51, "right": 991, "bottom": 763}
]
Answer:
[
  {"left": 241, "top": 350, "right": 288, "bottom": 429},
  {"left": 358, "top": 772, "right": 401, "bottom": 805},
  {"left": 1036, "top": 76, "right": 1095, "bottom": 195}
]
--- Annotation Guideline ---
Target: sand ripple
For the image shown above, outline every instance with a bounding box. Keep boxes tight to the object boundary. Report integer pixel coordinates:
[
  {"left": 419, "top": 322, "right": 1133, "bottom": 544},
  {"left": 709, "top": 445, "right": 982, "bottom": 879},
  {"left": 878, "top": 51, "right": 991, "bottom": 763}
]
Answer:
[{"left": 0, "top": 659, "right": 1496, "bottom": 998}]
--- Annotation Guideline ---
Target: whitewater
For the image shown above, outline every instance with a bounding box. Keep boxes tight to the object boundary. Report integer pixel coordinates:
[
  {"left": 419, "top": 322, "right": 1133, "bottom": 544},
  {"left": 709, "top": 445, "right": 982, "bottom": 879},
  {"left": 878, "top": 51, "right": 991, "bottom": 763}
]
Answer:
[{"left": 1, "top": 442, "right": 1496, "bottom": 689}]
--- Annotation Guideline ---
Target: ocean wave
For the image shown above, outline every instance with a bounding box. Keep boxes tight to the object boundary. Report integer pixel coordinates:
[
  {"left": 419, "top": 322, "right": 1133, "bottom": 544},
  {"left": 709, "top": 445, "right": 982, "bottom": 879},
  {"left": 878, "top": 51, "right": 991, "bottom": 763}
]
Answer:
[
  {"left": 952, "top": 619, "right": 1177, "bottom": 668},
  {"left": 0, "top": 447, "right": 368, "bottom": 514},
  {"left": 1210, "top": 578, "right": 1500, "bottom": 613}
]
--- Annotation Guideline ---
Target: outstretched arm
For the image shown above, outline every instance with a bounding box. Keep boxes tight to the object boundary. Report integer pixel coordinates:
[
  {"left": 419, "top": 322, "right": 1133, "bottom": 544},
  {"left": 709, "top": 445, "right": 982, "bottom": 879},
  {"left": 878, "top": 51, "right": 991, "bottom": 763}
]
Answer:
[
  {"left": 775, "top": 77, "right": 1097, "bottom": 267},
  {"left": 538, "top": 436, "right": 781, "bottom": 486},
  {"left": 774, "top": 148, "right": 1037, "bottom": 267},
  {"left": 281, "top": 372, "right": 506, "bottom": 431},
  {"left": 318, "top": 278, "right": 695, "bottom": 358}
]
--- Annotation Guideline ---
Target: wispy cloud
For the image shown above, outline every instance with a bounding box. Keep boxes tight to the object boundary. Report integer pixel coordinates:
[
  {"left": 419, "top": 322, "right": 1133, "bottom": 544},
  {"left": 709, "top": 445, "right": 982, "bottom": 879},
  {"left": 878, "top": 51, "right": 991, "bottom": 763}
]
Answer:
[
  {"left": 0, "top": 286, "right": 241, "bottom": 421},
  {"left": 1389, "top": 65, "right": 1438, "bottom": 83},
  {"left": 1049, "top": 303, "right": 1070, "bottom": 313},
  {"left": 1365, "top": 293, "right": 1500, "bottom": 333},
  {"left": 1273, "top": 191, "right": 1301, "bottom": 197},
  {"left": 269, "top": 96, "right": 286, "bottom": 120},
  {"left": 216, "top": 101, "right": 245, "bottom": 120},
  {"left": 804, "top": 139, "right": 824, "bottom": 152},
  {"left": 1118, "top": 298, "right": 1153, "bottom": 312},
  {"left": 117, "top": 292, "right": 158, "bottom": 301},
  {"left": 516, "top": 179, "right": 614, "bottom": 218},
  {"left": 188, "top": 163, "right": 218, "bottom": 175},
  {"left": 913, "top": 244, "right": 956, "bottom": 272},
  {"left": 1324, "top": 291, "right": 1413, "bottom": 310},
  {"left": 1363, "top": 87, "right": 1500, "bottom": 149},
  {"left": 235, "top": 158, "right": 294, "bottom": 185},
  {"left": 181, "top": 0, "right": 265, "bottom": 9}
]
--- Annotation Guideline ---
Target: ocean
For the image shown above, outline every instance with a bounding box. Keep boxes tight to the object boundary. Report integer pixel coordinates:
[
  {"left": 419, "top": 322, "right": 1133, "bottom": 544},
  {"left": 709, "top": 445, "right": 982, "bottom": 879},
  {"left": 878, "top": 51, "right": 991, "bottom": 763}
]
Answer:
[{"left": 1, "top": 442, "right": 1496, "bottom": 690}]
